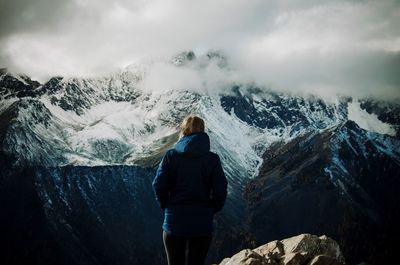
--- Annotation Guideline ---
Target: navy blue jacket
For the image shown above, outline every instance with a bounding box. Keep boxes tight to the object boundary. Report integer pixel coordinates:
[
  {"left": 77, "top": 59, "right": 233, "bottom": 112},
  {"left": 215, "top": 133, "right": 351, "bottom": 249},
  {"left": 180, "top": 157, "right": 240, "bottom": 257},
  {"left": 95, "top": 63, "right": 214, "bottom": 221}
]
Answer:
[{"left": 152, "top": 132, "right": 228, "bottom": 236}]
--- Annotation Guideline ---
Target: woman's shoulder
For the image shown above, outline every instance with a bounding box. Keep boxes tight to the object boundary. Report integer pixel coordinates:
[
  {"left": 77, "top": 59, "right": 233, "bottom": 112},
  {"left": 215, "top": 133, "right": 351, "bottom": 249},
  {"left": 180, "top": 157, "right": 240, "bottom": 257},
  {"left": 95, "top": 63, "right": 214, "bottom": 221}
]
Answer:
[
  {"left": 164, "top": 148, "right": 221, "bottom": 163},
  {"left": 207, "top": 151, "right": 220, "bottom": 159},
  {"left": 164, "top": 148, "right": 178, "bottom": 158},
  {"left": 205, "top": 151, "right": 222, "bottom": 165}
]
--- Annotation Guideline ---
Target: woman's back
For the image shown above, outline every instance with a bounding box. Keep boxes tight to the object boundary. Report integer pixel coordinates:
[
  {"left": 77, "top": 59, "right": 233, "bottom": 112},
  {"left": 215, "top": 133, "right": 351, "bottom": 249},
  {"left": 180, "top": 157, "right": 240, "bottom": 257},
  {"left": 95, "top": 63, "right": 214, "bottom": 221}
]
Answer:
[
  {"left": 166, "top": 132, "right": 221, "bottom": 206},
  {"left": 153, "top": 131, "right": 227, "bottom": 236},
  {"left": 152, "top": 115, "right": 228, "bottom": 265}
]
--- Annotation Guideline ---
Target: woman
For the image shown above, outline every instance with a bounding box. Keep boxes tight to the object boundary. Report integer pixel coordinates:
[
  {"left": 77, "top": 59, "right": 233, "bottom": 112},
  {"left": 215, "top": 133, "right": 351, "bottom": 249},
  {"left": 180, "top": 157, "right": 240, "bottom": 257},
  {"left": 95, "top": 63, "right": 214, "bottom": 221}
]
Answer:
[{"left": 152, "top": 115, "right": 228, "bottom": 265}]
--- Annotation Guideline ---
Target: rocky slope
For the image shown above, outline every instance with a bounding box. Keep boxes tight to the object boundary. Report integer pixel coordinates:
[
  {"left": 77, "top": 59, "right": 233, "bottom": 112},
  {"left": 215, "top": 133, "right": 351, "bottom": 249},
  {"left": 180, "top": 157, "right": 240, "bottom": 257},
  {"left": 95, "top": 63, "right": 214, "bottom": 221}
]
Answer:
[
  {"left": 244, "top": 121, "right": 399, "bottom": 265},
  {"left": 217, "top": 234, "right": 345, "bottom": 265}
]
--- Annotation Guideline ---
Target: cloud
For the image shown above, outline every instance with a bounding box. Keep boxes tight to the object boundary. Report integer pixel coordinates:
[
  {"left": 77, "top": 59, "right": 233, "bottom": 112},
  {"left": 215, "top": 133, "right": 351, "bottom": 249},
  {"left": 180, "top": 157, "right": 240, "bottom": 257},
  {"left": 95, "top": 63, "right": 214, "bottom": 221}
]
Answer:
[
  {"left": 137, "top": 54, "right": 246, "bottom": 95},
  {"left": 0, "top": 0, "right": 399, "bottom": 99}
]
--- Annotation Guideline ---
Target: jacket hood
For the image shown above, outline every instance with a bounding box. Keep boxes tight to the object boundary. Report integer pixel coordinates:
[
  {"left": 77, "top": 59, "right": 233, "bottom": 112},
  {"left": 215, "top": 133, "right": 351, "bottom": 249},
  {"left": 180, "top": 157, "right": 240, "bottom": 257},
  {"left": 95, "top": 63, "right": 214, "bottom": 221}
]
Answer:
[{"left": 174, "top": 132, "right": 210, "bottom": 157}]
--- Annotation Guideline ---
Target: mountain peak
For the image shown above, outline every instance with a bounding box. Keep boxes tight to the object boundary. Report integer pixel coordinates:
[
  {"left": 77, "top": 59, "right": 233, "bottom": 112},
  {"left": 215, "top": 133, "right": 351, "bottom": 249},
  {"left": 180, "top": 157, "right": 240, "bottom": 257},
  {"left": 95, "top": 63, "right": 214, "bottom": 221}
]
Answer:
[
  {"left": 171, "top": 50, "right": 196, "bottom": 66},
  {"left": 0, "top": 67, "right": 8, "bottom": 75}
]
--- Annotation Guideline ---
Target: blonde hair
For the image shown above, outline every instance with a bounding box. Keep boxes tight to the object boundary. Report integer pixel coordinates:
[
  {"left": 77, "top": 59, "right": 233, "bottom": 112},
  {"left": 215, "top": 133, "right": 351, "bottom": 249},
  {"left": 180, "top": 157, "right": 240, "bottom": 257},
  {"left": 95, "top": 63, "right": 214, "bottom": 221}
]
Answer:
[{"left": 180, "top": 115, "right": 205, "bottom": 136}]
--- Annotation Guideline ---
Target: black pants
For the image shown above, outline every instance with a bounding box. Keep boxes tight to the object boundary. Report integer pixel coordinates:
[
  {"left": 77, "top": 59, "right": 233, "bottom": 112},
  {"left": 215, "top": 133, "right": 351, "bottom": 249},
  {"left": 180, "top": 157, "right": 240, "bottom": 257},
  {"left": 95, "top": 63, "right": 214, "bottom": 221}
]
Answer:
[{"left": 162, "top": 231, "right": 212, "bottom": 265}]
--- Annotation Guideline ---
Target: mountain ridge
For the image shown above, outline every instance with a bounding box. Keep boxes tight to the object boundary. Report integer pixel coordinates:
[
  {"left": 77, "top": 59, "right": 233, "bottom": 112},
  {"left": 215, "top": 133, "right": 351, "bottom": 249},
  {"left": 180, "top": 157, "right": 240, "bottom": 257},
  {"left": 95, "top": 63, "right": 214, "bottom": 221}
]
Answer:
[{"left": 1, "top": 54, "right": 399, "bottom": 264}]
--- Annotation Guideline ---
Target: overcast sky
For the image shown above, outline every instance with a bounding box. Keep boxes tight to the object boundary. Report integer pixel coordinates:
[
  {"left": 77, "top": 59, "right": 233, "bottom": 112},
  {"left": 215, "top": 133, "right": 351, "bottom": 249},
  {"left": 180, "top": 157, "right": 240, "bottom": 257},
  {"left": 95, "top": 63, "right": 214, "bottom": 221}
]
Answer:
[{"left": 0, "top": 0, "right": 399, "bottom": 98}]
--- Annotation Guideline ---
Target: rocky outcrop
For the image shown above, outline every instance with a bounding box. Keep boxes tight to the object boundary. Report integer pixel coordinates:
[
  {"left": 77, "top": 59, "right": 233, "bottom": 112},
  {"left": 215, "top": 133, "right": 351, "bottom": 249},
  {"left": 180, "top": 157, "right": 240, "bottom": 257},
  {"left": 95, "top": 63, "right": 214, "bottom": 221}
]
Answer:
[{"left": 217, "top": 234, "right": 345, "bottom": 265}]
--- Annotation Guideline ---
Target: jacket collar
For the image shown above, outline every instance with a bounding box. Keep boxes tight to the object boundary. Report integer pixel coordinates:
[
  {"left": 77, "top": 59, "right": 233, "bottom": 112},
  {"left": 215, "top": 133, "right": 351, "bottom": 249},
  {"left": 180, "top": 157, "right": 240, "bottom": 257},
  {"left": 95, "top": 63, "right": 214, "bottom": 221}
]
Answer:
[{"left": 174, "top": 132, "right": 210, "bottom": 157}]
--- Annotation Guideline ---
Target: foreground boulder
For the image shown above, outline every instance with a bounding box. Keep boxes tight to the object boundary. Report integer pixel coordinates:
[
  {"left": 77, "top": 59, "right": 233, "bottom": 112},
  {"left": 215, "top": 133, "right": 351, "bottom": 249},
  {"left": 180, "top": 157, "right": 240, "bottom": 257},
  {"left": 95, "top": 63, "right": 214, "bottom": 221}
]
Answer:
[{"left": 217, "top": 234, "right": 345, "bottom": 265}]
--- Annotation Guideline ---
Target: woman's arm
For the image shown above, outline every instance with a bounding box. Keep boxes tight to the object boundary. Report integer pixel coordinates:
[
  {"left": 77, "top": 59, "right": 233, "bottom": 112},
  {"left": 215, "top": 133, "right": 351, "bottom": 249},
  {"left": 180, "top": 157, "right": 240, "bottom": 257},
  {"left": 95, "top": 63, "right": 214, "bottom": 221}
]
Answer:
[
  {"left": 152, "top": 151, "right": 172, "bottom": 210},
  {"left": 211, "top": 155, "right": 228, "bottom": 213}
]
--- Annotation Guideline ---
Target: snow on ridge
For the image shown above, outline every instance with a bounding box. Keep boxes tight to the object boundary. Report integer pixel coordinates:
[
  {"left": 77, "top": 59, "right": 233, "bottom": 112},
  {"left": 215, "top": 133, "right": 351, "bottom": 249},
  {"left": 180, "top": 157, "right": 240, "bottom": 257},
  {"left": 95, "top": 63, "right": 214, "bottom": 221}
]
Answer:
[
  {"left": 348, "top": 100, "right": 396, "bottom": 136},
  {"left": 0, "top": 98, "right": 18, "bottom": 114},
  {"left": 37, "top": 90, "right": 196, "bottom": 165},
  {"left": 4, "top": 79, "right": 397, "bottom": 170}
]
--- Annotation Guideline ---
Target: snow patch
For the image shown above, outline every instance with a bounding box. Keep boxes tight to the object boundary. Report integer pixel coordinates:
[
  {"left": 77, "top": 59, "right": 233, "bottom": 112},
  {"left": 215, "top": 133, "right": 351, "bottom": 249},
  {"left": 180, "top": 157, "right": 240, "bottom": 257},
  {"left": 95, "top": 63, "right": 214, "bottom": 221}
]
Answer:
[
  {"left": 348, "top": 100, "right": 396, "bottom": 136},
  {"left": 0, "top": 98, "right": 18, "bottom": 114}
]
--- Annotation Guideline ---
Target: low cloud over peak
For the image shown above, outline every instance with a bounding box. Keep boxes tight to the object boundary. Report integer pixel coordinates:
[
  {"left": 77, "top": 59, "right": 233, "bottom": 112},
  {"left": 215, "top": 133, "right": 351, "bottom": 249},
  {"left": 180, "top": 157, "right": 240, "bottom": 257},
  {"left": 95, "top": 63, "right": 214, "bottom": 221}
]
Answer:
[{"left": 0, "top": 0, "right": 399, "bottom": 99}]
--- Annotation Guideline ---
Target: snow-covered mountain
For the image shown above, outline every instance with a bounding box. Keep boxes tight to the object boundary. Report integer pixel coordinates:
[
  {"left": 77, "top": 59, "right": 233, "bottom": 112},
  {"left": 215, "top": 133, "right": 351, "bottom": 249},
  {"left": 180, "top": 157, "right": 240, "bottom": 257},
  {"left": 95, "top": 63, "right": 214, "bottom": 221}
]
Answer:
[{"left": 0, "top": 52, "right": 399, "bottom": 265}]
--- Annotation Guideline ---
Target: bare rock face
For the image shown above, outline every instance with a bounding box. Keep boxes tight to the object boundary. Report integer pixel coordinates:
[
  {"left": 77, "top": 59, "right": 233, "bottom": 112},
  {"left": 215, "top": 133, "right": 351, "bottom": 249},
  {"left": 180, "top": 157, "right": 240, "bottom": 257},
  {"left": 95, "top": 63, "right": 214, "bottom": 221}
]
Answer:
[
  {"left": 280, "top": 252, "right": 308, "bottom": 265},
  {"left": 253, "top": 240, "right": 284, "bottom": 260},
  {"left": 308, "top": 255, "right": 342, "bottom": 265},
  {"left": 281, "top": 234, "right": 345, "bottom": 264},
  {"left": 217, "top": 234, "right": 345, "bottom": 265},
  {"left": 219, "top": 249, "right": 267, "bottom": 265}
]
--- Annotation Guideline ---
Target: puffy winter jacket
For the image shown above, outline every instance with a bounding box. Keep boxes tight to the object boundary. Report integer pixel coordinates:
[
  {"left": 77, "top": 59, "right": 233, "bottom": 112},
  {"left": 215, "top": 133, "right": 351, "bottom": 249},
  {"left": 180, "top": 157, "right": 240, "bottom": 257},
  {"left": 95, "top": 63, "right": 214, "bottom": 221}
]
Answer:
[{"left": 152, "top": 131, "right": 228, "bottom": 236}]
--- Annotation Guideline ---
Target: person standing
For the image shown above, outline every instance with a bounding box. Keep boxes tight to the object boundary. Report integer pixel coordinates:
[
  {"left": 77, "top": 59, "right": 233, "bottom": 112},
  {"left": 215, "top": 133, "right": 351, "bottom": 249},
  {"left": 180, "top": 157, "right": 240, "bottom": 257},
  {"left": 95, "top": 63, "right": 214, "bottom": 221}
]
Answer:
[{"left": 152, "top": 115, "right": 228, "bottom": 265}]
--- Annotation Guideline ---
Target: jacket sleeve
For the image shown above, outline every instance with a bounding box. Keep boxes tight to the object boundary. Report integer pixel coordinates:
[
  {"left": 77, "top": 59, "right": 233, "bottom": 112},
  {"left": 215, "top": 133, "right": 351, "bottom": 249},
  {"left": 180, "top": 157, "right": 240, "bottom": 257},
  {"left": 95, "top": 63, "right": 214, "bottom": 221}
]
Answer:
[
  {"left": 152, "top": 151, "right": 171, "bottom": 210},
  {"left": 210, "top": 155, "right": 228, "bottom": 214}
]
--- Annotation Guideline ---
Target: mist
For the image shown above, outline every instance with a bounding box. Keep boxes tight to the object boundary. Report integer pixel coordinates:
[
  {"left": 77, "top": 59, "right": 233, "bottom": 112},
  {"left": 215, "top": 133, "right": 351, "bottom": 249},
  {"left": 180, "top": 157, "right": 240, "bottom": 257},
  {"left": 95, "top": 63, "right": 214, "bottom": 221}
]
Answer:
[{"left": 0, "top": 0, "right": 399, "bottom": 99}]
